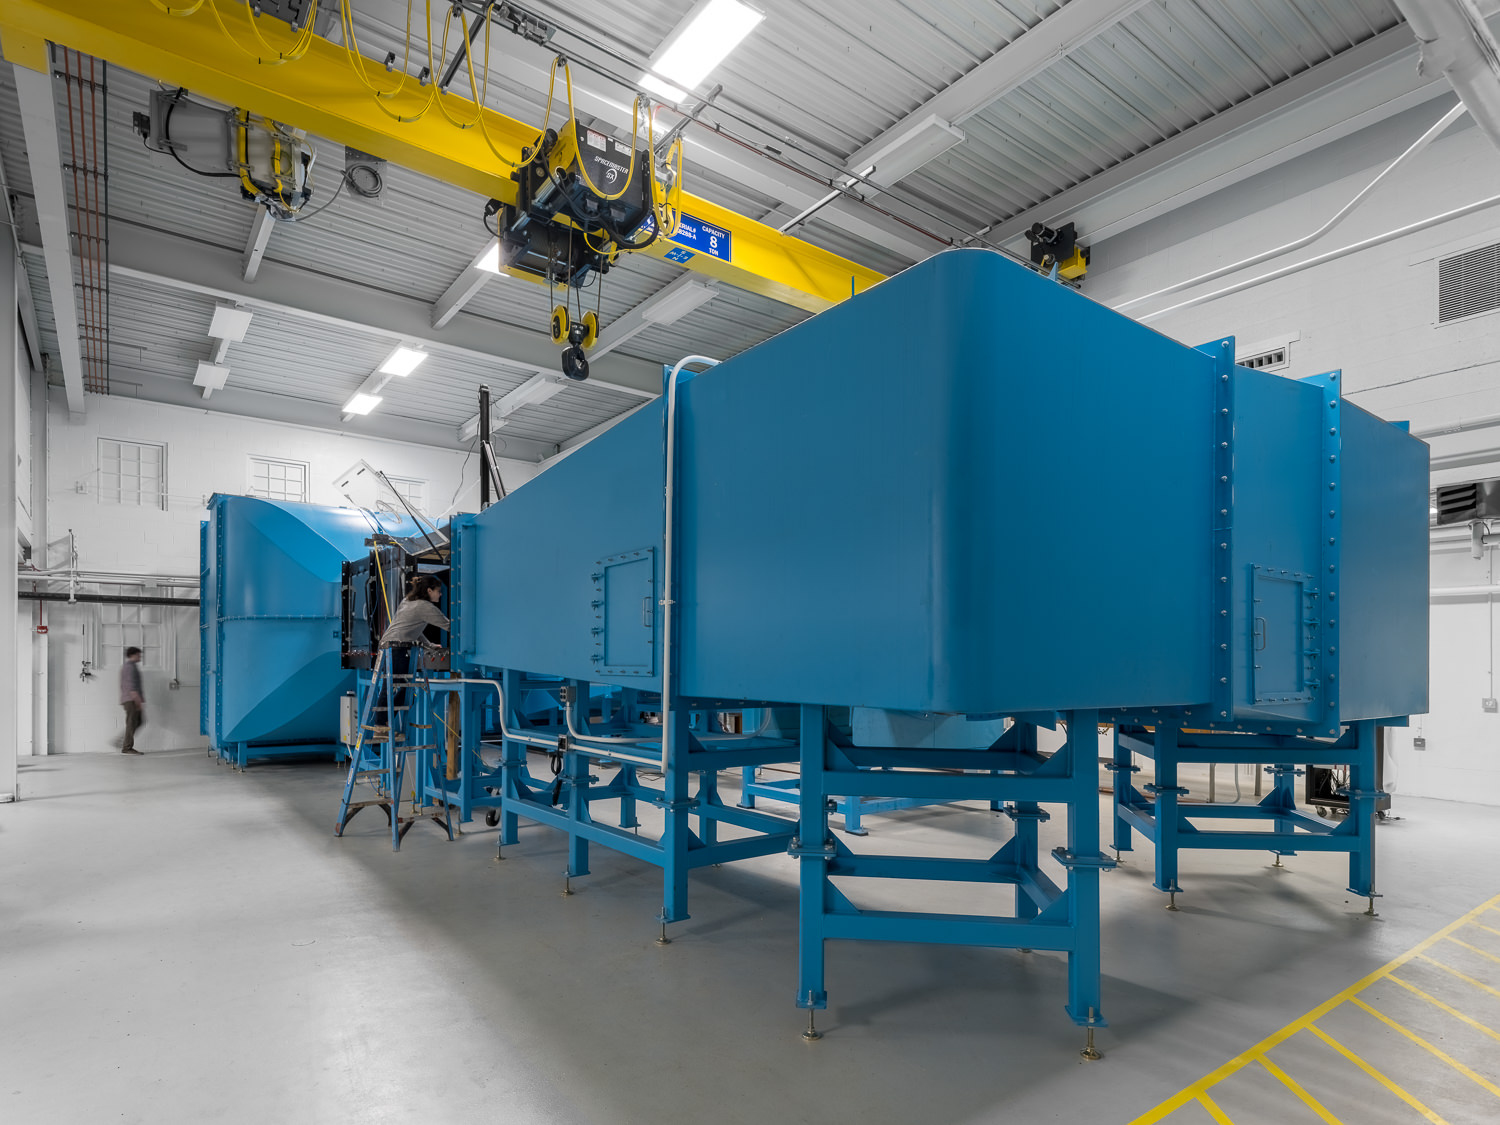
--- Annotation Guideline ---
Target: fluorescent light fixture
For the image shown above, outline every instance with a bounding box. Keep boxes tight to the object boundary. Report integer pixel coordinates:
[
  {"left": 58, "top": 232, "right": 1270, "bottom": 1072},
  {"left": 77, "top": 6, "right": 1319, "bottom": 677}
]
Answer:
[
  {"left": 378, "top": 345, "right": 428, "bottom": 377},
  {"left": 193, "top": 361, "right": 230, "bottom": 397},
  {"left": 641, "top": 73, "right": 688, "bottom": 102},
  {"left": 207, "top": 303, "right": 254, "bottom": 342},
  {"left": 476, "top": 242, "right": 509, "bottom": 275},
  {"left": 648, "top": 0, "right": 764, "bottom": 95},
  {"left": 641, "top": 280, "right": 719, "bottom": 326},
  {"left": 343, "top": 392, "right": 383, "bottom": 415},
  {"left": 859, "top": 115, "right": 965, "bottom": 187}
]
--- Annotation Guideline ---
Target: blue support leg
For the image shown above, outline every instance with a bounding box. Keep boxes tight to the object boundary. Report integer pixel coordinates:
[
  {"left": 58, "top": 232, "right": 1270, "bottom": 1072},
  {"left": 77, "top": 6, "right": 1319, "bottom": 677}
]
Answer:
[
  {"left": 499, "top": 669, "right": 523, "bottom": 851},
  {"left": 1110, "top": 726, "right": 1134, "bottom": 860},
  {"left": 1061, "top": 710, "right": 1108, "bottom": 1058},
  {"left": 658, "top": 707, "right": 693, "bottom": 935},
  {"left": 795, "top": 704, "right": 830, "bottom": 1040},
  {"left": 698, "top": 769, "right": 720, "bottom": 848},
  {"left": 564, "top": 743, "right": 591, "bottom": 889},
  {"left": 618, "top": 764, "right": 640, "bottom": 830},
  {"left": 1151, "top": 726, "right": 1184, "bottom": 904},
  {"left": 737, "top": 765, "right": 757, "bottom": 809},
  {"left": 1347, "top": 721, "right": 1378, "bottom": 907},
  {"left": 840, "top": 794, "right": 867, "bottom": 836}
]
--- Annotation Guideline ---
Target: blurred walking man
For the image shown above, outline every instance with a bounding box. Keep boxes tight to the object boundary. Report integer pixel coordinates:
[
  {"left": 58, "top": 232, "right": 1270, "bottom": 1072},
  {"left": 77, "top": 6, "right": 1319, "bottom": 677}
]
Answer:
[{"left": 119, "top": 647, "right": 145, "bottom": 755}]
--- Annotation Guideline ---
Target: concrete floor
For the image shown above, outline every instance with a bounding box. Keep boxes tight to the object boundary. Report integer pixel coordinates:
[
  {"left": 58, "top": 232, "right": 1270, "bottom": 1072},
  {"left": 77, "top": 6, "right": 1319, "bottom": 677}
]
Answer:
[{"left": 2, "top": 750, "right": 1497, "bottom": 1125}]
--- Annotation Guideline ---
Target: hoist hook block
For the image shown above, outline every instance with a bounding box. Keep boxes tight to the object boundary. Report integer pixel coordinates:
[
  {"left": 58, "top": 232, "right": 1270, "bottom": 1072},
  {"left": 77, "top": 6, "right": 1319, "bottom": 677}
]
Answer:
[
  {"left": 561, "top": 343, "right": 590, "bottom": 382},
  {"left": 549, "top": 305, "right": 570, "bottom": 345}
]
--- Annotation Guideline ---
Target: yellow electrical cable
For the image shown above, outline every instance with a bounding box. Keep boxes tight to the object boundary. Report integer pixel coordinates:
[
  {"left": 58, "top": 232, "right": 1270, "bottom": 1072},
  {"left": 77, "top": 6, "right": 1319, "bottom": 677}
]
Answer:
[
  {"left": 234, "top": 111, "right": 262, "bottom": 201},
  {"left": 341, "top": 0, "right": 436, "bottom": 121},
  {"left": 199, "top": 0, "right": 317, "bottom": 66},
  {"left": 234, "top": 0, "right": 318, "bottom": 60},
  {"left": 454, "top": 7, "right": 557, "bottom": 170},
  {"left": 645, "top": 105, "right": 684, "bottom": 238},
  {"left": 563, "top": 62, "right": 641, "bottom": 202},
  {"left": 374, "top": 553, "right": 394, "bottom": 620}
]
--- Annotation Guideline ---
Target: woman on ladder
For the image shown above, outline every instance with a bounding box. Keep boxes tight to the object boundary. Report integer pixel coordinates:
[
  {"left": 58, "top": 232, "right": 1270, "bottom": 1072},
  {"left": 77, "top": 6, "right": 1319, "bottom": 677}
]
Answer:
[{"left": 374, "top": 574, "right": 449, "bottom": 729}]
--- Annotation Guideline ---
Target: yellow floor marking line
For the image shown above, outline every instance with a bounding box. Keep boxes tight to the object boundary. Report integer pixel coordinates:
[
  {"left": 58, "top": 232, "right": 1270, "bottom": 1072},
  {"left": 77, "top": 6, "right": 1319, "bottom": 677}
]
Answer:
[
  {"left": 1350, "top": 997, "right": 1500, "bottom": 1100},
  {"left": 1475, "top": 923, "right": 1500, "bottom": 939},
  {"left": 1446, "top": 936, "right": 1500, "bottom": 965},
  {"left": 1415, "top": 954, "right": 1500, "bottom": 1001},
  {"left": 1127, "top": 891, "right": 1500, "bottom": 1125},
  {"left": 1387, "top": 975, "right": 1500, "bottom": 1044},
  {"left": 1305, "top": 1024, "right": 1449, "bottom": 1125},
  {"left": 1197, "top": 1093, "right": 1234, "bottom": 1125},
  {"left": 1258, "top": 1056, "right": 1344, "bottom": 1124}
]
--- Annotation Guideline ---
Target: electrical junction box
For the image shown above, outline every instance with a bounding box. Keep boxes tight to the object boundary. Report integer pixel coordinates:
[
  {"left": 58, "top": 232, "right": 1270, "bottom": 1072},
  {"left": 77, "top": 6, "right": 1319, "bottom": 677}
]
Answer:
[
  {"left": 1413, "top": 736, "right": 1427, "bottom": 750},
  {"left": 340, "top": 693, "right": 358, "bottom": 747},
  {"left": 1484, "top": 698, "right": 1498, "bottom": 713}
]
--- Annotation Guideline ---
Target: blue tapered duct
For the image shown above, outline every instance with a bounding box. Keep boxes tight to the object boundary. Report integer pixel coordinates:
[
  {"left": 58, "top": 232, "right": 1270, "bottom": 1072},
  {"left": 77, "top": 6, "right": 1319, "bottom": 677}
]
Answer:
[{"left": 201, "top": 495, "right": 416, "bottom": 767}]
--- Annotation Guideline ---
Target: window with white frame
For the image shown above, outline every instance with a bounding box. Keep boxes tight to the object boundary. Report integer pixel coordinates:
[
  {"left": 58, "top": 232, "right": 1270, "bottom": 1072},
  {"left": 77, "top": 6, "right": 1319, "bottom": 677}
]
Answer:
[
  {"left": 247, "top": 456, "right": 309, "bottom": 503},
  {"left": 97, "top": 438, "right": 167, "bottom": 509},
  {"left": 385, "top": 475, "right": 427, "bottom": 513},
  {"left": 99, "top": 599, "right": 163, "bottom": 669}
]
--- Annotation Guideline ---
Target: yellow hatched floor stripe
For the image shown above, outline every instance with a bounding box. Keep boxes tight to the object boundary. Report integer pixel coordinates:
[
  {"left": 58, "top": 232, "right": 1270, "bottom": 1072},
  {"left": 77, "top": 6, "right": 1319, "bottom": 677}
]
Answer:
[
  {"left": 1305, "top": 1024, "right": 1450, "bottom": 1125},
  {"left": 1446, "top": 936, "right": 1500, "bottom": 965},
  {"left": 1258, "top": 1056, "right": 1343, "bottom": 1124},
  {"left": 1475, "top": 923, "right": 1500, "bottom": 939},
  {"left": 1349, "top": 997, "right": 1500, "bottom": 1100},
  {"left": 1386, "top": 974, "right": 1500, "bottom": 1044},
  {"left": 1127, "top": 891, "right": 1500, "bottom": 1125},
  {"left": 1416, "top": 954, "right": 1500, "bottom": 1000},
  {"left": 1197, "top": 1093, "right": 1234, "bottom": 1125}
]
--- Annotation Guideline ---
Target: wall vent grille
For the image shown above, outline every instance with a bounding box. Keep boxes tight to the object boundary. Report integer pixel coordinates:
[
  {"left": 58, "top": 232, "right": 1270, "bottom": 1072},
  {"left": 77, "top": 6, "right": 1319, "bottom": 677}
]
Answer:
[
  {"left": 1439, "top": 242, "right": 1500, "bottom": 323},
  {"left": 1238, "top": 347, "right": 1287, "bottom": 370}
]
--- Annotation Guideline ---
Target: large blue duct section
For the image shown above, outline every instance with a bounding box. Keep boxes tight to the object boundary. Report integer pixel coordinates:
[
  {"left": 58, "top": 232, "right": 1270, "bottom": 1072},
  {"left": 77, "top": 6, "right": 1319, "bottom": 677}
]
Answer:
[
  {"left": 202, "top": 495, "right": 401, "bottom": 767},
  {"left": 463, "top": 248, "right": 1427, "bottom": 726}
]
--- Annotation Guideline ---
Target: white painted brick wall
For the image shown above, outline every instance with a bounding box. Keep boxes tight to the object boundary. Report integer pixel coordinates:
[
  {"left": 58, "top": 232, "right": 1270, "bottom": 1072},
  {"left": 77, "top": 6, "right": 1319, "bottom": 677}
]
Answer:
[
  {"left": 40, "top": 391, "right": 539, "bottom": 754},
  {"left": 1086, "top": 103, "right": 1500, "bottom": 805}
]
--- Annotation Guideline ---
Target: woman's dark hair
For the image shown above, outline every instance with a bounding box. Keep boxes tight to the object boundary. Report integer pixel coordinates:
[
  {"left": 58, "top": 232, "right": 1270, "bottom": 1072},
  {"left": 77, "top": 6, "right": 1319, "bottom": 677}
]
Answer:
[{"left": 404, "top": 574, "right": 444, "bottom": 602}]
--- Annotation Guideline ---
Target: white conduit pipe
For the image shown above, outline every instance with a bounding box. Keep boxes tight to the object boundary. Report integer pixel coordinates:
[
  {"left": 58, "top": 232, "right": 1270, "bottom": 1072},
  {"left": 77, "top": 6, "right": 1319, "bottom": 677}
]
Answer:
[
  {"left": 1114, "top": 102, "right": 1468, "bottom": 314},
  {"left": 658, "top": 355, "right": 721, "bottom": 771},
  {"left": 1394, "top": 0, "right": 1500, "bottom": 154},
  {"left": 1432, "top": 584, "right": 1500, "bottom": 596},
  {"left": 1137, "top": 190, "right": 1500, "bottom": 322}
]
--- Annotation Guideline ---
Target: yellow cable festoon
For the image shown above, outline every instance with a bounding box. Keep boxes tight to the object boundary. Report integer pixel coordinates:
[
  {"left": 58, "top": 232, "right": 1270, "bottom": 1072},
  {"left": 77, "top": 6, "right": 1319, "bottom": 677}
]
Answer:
[
  {"left": 198, "top": 0, "right": 319, "bottom": 66},
  {"left": 341, "top": 0, "right": 437, "bottom": 122},
  {"left": 148, "top": 0, "right": 206, "bottom": 15},
  {"left": 560, "top": 60, "right": 642, "bottom": 203},
  {"left": 450, "top": 4, "right": 558, "bottom": 170}
]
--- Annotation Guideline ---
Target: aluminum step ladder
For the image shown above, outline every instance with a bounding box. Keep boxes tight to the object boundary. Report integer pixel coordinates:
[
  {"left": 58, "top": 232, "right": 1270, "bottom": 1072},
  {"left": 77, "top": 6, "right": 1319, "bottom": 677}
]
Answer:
[{"left": 334, "top": 644, "right": 455, "bottom": 850}]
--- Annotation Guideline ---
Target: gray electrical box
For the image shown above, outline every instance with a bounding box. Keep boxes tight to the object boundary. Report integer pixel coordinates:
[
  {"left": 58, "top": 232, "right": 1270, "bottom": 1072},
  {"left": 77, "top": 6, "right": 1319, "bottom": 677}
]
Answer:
[{"left": 340, "top": 692, "right": 358, "bottom": 747}]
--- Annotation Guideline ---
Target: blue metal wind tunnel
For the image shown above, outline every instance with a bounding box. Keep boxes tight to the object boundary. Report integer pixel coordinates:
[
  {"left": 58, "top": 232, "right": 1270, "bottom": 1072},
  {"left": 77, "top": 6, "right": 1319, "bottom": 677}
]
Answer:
[
  {"left": 454, "top": 248, "right": 1428, "bottom": 1043},
  {"left": 201, "top": 494, "right": 417, "bottom": 768},
  {"left": 464, "top": 248, "right": 1427, "bottom": 724}
]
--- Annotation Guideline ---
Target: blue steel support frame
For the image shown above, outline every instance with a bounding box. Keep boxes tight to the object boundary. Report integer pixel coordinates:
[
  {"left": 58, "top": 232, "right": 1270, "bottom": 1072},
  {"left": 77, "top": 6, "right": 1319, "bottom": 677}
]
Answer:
[
  {"left": 795, "top": 710, "right": 1114, "bottom": 1035},
  {"left": 1112, "top": 721, "right": 1381, "bottom": 903},
  {"left": 492, "top": 680, "right": 800, "bottom": 928},
  {"left": 413, "top": 680, "right": 503, "bottom": 824},
  {"left": 738, "top": 767, "right": 955, "bottom": 836}
]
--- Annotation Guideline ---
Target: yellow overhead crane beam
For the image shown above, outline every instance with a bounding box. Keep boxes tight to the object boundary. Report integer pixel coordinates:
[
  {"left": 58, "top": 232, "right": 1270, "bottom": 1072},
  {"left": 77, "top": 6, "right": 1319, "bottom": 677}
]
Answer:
[{"left": 0, "top": 1, "right": 887, "bottom": 313}]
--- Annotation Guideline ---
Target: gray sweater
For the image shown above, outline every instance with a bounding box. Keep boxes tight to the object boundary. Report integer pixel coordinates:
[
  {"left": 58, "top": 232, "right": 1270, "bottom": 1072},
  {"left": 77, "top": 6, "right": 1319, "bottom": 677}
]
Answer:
[{"left": 381, "top": 598, "right": 451, "bottom": 645}]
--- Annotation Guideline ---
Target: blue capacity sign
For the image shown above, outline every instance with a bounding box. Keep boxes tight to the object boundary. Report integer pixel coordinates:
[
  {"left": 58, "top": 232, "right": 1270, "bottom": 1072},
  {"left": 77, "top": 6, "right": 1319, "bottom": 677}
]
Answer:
[
  {"left": 642, "top": 212, "right": 733, "bottom": 263},
  {"left": 670, "top": 214, "right": 732, "bottom": 262}
]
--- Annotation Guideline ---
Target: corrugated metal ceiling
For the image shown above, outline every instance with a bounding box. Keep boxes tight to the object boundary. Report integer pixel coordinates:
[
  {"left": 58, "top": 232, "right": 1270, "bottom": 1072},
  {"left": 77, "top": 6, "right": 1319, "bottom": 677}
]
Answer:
[{"left": 0, "top": 0, "right": 1414, "bottom": 449}]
